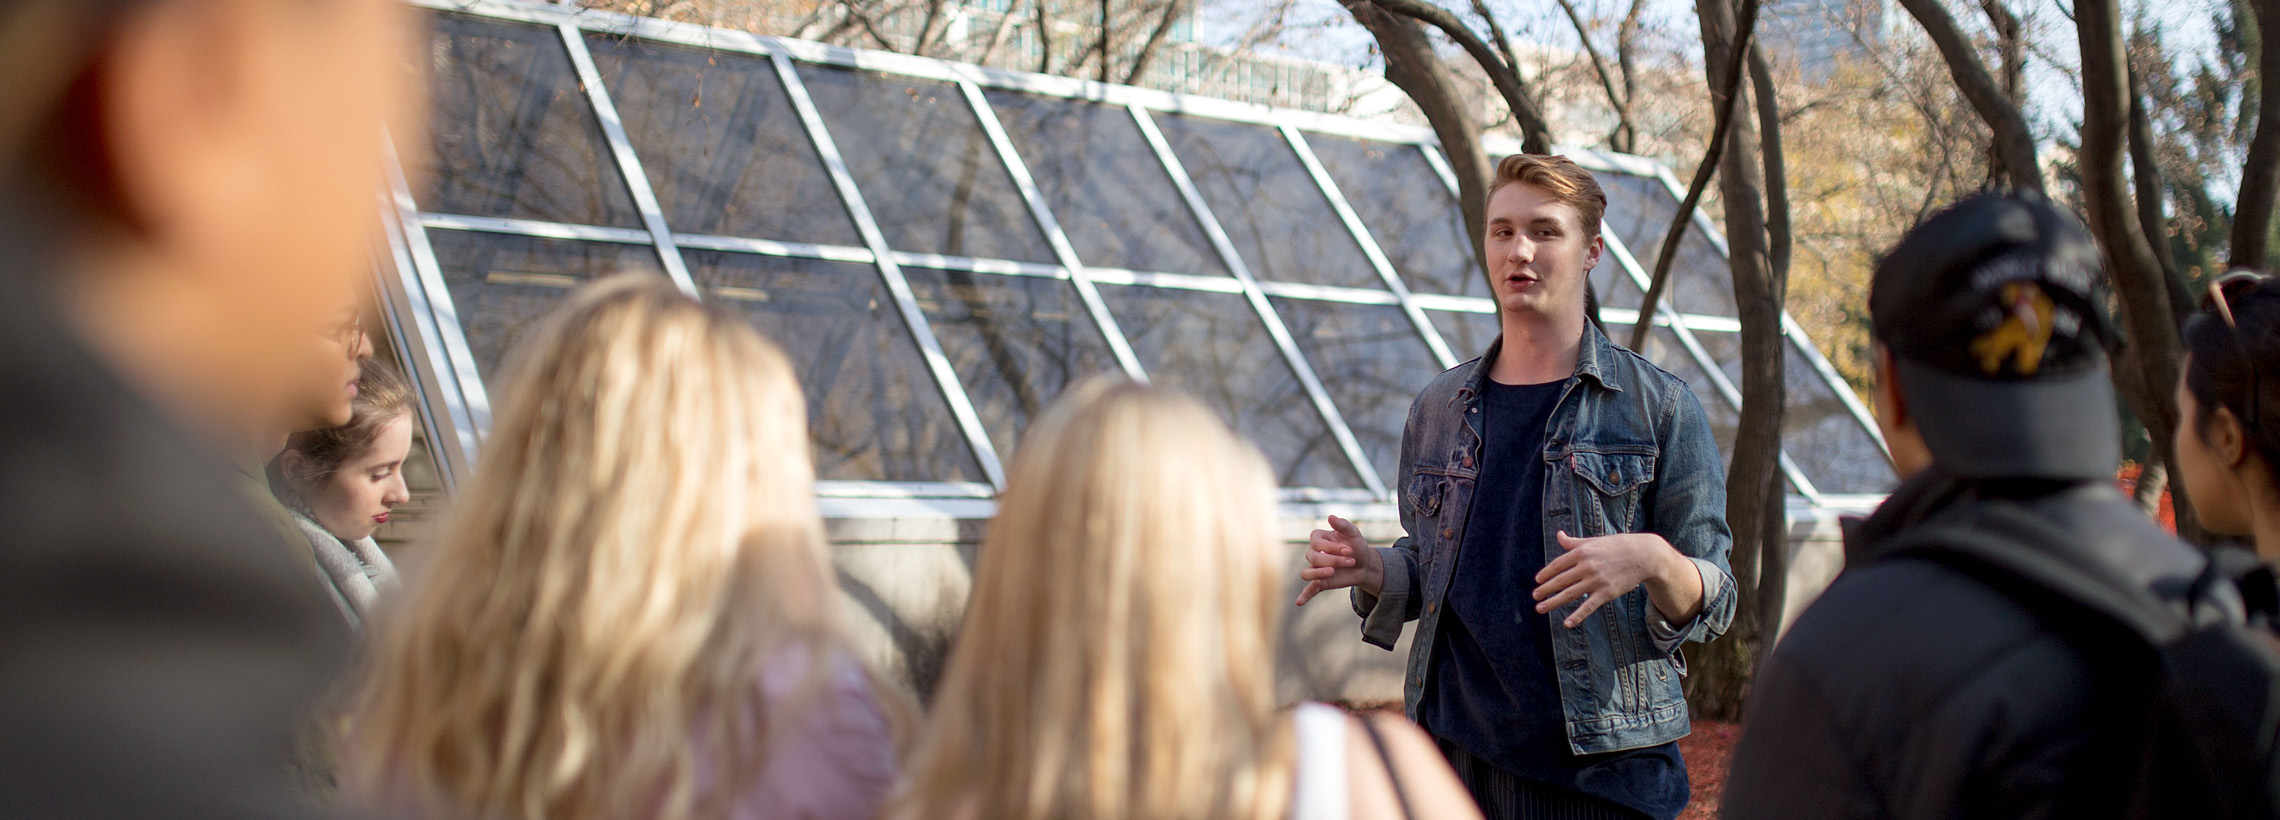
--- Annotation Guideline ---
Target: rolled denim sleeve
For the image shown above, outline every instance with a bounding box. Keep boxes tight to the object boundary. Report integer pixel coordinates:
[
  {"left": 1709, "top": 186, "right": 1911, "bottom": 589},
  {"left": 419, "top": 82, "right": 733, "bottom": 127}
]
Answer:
[
  {"left": 1644, "top": 382, "right": 1736, "bottom": 656},
  {"left": 1351, "top": 537, "right": 1423, "bottom": 650},
  {"left": 1645, "top": 557, "right": 1728, "bottom": 645}
]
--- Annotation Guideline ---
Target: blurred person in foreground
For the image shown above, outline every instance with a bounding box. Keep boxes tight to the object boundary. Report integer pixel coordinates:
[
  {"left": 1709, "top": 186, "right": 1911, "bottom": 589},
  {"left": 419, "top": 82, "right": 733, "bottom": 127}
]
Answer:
[
  {"left": 2175, "top": 271, "right": 2280, "bottom": 627},
  {"left": 1720, "top": 193, "right": 2220, "bottom": 819},
  {"left": 270, "top": 360, "right": 415, "bottom": 631},
  {"left": 885, "top": 376, "right": 1481, "bottom": 820},
  {"left": 0, "top": 0, "right": 420, "bottom": 816},
  {"left": 1295, "top": 154, "right": 1735, "bottom": 820},
  {"left": 341, "top": 276, "right": 905, "bottom": 820}
]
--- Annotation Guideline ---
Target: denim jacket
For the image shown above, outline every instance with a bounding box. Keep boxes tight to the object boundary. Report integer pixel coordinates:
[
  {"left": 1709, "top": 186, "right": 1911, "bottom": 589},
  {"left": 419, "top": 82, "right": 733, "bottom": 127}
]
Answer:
[{"left": 1352, "top": 321, "right": 1736, "bottom": 754}]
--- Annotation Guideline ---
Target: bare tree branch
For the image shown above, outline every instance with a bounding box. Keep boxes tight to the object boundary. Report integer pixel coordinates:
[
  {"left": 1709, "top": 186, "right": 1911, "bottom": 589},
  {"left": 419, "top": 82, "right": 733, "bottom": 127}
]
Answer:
[
  {"left": 1629, "top": 0, "right": 1762, "bottom": 349},
  {"left": 1098, "top": 0, "right": 1114, "bottom": 82},
  {"left": 1036, "top": 0, "right": 1054, "bottom": 74},
  {"left": 1367, "top": 0, "right": 1554, "bottom": 154},
  {"left": 1615, "top": 0, "right": 1647, "bottom": 151},
  {"left": 2127, "top": 58, "right": 2192, "bottom": 328},
  {"left": 1543, "top": 0, "right": 1639, "bottom": 151},
  {"left": 974, "top": 0, "right": 1028, "bottom": 66},
  {"left": 1123, "top": 0, "right": 1192, "bottom": 85},
  {"left": 1894, "top": 0, "right": 2041, "bottom": 191},
  {"left": 912, "top": 0, "right": 949, "bottom": 56}
]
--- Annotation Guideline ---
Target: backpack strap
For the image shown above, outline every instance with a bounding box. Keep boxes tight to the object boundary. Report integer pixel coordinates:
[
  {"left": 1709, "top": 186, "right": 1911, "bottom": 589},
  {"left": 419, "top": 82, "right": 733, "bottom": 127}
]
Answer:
[{"left": 1356, "top": 715, "right": 1417, "bottom": 820}]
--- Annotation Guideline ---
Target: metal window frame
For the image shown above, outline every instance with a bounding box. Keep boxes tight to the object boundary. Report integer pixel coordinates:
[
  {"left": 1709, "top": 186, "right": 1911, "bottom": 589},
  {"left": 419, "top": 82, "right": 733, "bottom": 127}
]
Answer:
[
  {"left": 954, "top": 77, "right": 1148, "bottom": 381},
  {"left": 374, "top": 204, "right": 469, "bottom": 491},
  {"left": 1128, "top": 102, "right": 1388, "bottom": 498},
  {"left": 557, "top": 23, "right": 697, "bottom": 294},
  {"left": 1281, "top": 124, "right": 1458, "bottom": 370},
  {"left": 381, "top": 129, "right": 493, "bottom": 460},
  {"left": 768, "top": 49, "right": 1010, "bottom": 490},
  {"left": 389, "top": 0, "right": 1886, "bottom": 506}
]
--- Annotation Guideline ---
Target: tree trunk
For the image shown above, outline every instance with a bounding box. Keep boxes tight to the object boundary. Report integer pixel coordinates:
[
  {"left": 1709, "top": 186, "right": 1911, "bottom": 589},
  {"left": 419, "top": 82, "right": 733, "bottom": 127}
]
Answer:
[
  {"left": 1685, "top": 0, "right": 1784, "bottom": 723},
  {"left": 2237, "top": 0, "right": 2280, "bottom": 269},
  {"left": 1748, "top": 40, "right": 1791, "bottom": 663},
  {"left": 2079, "top": 0, "right": 2199, "bottom": 539},
  {"left": 1345, "top": 1, "right": 1495, "bottom": 291}
]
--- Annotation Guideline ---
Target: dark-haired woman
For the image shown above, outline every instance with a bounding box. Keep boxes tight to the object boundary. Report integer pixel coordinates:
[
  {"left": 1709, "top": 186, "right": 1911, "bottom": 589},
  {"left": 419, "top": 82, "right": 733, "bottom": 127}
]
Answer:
[
  {"left": 271, "top": 360, "right": 414, "bottom": 629},
  {"left": 2173, "top": 270, "right": 2280, "bottom": 626}
]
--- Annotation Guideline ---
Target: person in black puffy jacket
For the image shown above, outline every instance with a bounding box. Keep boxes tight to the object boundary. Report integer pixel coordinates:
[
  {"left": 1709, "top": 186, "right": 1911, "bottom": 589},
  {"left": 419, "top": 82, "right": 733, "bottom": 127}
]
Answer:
[{"left": 1719, "top": 193, "right": 2216, "bottom": 820}]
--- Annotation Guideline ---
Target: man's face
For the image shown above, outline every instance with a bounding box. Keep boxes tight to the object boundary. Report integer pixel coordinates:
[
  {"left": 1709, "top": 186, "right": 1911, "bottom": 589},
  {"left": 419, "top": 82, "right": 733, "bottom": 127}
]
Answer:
[
  {"left": 1484, "top": 183, "right": 1603, "bottom": 322},
  {"left": 104, "top": 0, "right": 421, "bottom": 425},
  {"left": 280, "top": 303, "right": 371, "bottom": 431}
]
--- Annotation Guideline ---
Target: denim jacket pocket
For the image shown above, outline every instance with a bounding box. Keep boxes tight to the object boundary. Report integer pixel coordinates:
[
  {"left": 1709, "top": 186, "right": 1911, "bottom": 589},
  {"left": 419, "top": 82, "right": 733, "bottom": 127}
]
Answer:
[{"left": 1568, "top": 449, "right": 1657, "bottom": 533}]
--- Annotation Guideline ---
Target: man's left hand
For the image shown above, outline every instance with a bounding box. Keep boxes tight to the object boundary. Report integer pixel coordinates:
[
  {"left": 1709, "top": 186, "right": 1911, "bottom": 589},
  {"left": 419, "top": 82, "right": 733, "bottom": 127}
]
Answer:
[{"left": 1533, "top": 531, "right": 1704, "bottom": 628}]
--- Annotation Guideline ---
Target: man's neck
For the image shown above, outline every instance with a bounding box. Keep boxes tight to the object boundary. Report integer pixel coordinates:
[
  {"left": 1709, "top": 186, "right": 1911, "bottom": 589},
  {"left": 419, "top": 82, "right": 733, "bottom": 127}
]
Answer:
[{"left": 1488, "top": 309, "right": 1585, "bottom": 386}]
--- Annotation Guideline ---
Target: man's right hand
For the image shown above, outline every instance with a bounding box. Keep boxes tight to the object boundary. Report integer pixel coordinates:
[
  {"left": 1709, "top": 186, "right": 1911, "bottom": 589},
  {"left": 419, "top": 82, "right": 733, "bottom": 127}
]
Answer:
[{"left": 1294, "top": 514, "right": 1384, "bottom": 605}]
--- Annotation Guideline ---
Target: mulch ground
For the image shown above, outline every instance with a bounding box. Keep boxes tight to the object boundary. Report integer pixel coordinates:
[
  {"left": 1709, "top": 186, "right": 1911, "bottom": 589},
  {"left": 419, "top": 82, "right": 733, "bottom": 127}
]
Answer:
[{"left": 1676, "top": 720, "right": 1739, "bottom": 819}]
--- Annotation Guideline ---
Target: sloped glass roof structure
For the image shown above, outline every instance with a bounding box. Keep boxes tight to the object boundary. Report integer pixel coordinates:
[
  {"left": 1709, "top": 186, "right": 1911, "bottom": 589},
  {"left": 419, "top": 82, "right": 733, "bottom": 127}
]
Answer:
[{"left": 376, "top": 0, "right": 1896, "bottom": 511}]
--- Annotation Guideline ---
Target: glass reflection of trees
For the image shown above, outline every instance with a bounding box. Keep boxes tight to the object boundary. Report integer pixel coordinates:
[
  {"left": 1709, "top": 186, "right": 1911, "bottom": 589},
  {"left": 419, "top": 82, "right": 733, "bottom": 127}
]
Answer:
[{"left": 403, "top": 9, "right": 1897, "bottom": 494}]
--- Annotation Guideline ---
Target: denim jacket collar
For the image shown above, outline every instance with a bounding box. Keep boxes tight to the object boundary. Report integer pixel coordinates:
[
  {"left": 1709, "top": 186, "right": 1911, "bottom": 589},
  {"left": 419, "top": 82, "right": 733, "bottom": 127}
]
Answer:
[{"left": 1458, "top": 319, "right": 1625, "bottom": 406}]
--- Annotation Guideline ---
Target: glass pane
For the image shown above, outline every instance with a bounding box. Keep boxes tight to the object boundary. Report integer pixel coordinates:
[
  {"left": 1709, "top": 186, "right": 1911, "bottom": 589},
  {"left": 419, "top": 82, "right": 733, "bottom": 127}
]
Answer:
[
  {"left": 797, "top": 66, "right": 1054, "bottom": 263},
  {"left": 1426, "top": 309, "right": 1500, "bottom": 360},
  {"left": 1780, "top": 341, "right": 1896, "bottom": 494},
  {"left": 417, "top": 14, "right": 641, "bottom": 228},
  {"left": 1687, "top": 329, "right": 1894, "bottom": 493},
  {"left": 1618, "top": 323, "right": 1741, "bottom": 461},
  {"left": 903, "top": 269, "right": 1122, "bottom": 460},
  {"left": 1273, "top": 298, "right": 1439, "bottom": 490},
  {"left": 584, "top": 35, "right": 861, "bottom": 246},
  {"left": 982, "top": 89, "right": 1228, "bottom": 276},
  {"left": 1098, "top": 284, "right": 1362, "bottom": 488},
  {"left": 1152, "top": 114, "right": 1383, "bottom": 290},
  {"left": 682, "top": 250, "right": 984, "bottom": 483},
  {"left": 428, "top": 230, "right": 665, "bottom": 382},
  {"left": 1597, "top": 265, "right": 1645, "bottom": 312},
  {"left": 1304, "top": 135, "right": 1481, "bottom": 298},
  {"left": 1597, "top": 171, "right": 1738, "bottom": 318}
]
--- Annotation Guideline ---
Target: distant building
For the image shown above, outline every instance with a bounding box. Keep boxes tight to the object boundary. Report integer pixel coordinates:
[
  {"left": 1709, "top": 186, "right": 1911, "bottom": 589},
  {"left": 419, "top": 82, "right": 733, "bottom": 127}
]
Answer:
[{"left": 1757, "top": 0, "right": 1894, "bottom": 73}]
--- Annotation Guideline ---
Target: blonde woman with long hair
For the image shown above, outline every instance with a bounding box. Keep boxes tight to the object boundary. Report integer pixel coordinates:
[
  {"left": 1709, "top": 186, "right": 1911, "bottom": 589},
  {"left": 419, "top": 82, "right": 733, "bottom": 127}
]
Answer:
[
  {"left": 341, "top": 275, "right": 902, "bottom": 820},
  {"left": 885, "top": 377, "right": 1480, "bottom": 820}
]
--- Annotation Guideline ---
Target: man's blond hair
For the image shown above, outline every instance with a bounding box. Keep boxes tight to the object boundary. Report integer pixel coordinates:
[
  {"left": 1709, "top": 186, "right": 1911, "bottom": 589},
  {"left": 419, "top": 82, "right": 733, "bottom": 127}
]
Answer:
[{"left": 1487, "top": 154, "right": 1607, "bottom": 237}]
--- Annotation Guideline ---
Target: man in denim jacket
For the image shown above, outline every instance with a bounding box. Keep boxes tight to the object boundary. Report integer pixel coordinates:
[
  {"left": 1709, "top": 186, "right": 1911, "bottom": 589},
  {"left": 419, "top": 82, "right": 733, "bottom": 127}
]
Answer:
[{"left": 1297, "top": 155, "right": 1736, "bottom": 820}]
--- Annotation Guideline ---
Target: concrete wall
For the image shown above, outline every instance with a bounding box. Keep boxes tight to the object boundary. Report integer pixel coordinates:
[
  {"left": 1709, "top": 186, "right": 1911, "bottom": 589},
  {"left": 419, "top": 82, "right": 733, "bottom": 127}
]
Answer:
[{"left": 828, "top": 500, "right": 1872, "bottom": 705}]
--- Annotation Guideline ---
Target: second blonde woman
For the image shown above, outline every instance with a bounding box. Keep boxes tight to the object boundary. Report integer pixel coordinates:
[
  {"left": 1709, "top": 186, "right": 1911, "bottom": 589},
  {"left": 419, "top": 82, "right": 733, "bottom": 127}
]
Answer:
[
  {"left": 342, "top": 275, "right": 902, "bottom": 820},
  {"left": 886, "top": 377, "right": 1480, "bottom": 820}
]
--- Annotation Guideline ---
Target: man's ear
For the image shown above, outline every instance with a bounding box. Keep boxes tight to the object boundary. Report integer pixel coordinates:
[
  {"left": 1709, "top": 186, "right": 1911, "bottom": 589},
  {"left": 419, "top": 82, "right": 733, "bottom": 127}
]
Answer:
[{"left": 1875, "top": 346, "right": 1909, "bottom": 429}]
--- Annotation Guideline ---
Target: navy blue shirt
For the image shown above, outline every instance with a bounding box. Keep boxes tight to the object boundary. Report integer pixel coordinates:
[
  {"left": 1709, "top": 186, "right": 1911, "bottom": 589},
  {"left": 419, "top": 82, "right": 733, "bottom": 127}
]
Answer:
[{"left": 1418, "top": 377, "right": 1689, "bottom": 820}]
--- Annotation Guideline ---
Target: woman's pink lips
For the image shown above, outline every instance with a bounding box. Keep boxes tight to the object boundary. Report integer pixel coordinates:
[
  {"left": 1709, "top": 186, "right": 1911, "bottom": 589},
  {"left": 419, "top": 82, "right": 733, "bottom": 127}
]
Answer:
[{"left": 373, "top": 513, "right": 390, "bottom": 524}]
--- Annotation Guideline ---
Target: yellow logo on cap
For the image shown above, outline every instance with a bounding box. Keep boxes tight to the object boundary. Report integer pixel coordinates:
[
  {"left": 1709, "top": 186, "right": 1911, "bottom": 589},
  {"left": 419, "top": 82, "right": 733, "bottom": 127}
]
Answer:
[{"left": 1971, "top": 282, "right": 2055, "bottom": 376}]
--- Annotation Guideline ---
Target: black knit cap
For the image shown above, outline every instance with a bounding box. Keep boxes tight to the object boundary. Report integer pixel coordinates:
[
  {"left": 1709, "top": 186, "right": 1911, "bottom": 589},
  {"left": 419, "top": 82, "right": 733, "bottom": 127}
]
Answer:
[{"left": 1869, "top": 192, "right": 2122, "bottom": 480}]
